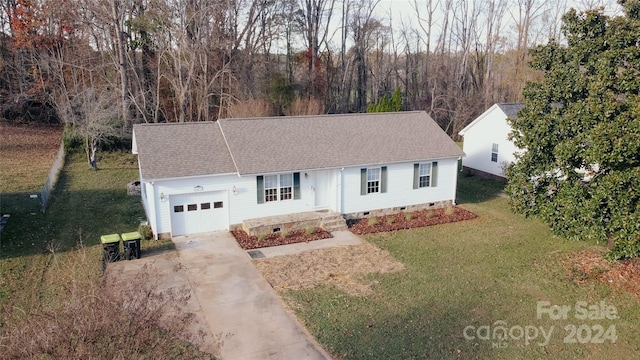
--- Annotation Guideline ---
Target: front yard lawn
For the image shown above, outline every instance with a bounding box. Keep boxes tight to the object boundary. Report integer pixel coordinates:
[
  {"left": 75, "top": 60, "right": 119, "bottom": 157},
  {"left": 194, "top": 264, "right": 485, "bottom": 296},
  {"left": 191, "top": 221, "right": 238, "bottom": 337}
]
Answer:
[{"left": 281, "top": 175, "right": 640, "bottom": 359}]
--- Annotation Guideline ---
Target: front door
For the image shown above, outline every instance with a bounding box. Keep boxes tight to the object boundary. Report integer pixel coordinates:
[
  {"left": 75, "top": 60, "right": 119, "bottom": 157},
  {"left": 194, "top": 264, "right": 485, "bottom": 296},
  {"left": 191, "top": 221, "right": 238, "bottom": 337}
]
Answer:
[{"left": 314, "top": 170, "right": 331, "bottom": 208}]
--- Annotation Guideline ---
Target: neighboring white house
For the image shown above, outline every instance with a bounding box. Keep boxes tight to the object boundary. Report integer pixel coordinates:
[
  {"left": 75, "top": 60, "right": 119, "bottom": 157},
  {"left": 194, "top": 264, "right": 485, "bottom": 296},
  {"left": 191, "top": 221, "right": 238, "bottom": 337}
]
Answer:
[
  {"left": 458, "top": 103, "right": 523, "bottom": 179},
  {"left": 132, "top": 111, "right": 464, "bottom": 239}
]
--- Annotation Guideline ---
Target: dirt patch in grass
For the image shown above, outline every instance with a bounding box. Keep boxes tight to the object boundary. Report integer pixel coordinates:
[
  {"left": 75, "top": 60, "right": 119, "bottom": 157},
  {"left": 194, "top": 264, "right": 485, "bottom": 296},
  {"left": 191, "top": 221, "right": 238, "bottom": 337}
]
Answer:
[
  {"left": 349, "top": 206, "right": 477, "bottom": 235},
  {"left": 0, "top": 122, "right": 63, "bottom": 192},
  {"left": 254, "top": 241, "right": 405, "bottom": 296},
  {"left": 565, "top": 249, "right": 640, "bottom": 300},
  {"left": 231, "top": 228, "right": 332, "bottom": 250},
  {"left": 240, "top": 207, "right": 475, "bottom": 296}
]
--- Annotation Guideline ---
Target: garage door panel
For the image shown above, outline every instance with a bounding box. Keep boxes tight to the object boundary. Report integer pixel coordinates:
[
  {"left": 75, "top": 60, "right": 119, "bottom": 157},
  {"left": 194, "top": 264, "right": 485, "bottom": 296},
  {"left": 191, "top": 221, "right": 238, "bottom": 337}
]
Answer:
[{"left": 170, "top": 191, "right": 227, "bottom": 236}]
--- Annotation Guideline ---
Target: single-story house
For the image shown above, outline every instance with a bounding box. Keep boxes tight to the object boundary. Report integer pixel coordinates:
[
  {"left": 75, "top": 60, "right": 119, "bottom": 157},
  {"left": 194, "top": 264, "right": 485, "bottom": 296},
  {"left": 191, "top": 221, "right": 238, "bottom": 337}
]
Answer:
[
  {"left": 132, "top": 111, "right": 465, "bottom": 239},
  {"left": 458, "top": 103, "right": 523, "bottom": 180}
]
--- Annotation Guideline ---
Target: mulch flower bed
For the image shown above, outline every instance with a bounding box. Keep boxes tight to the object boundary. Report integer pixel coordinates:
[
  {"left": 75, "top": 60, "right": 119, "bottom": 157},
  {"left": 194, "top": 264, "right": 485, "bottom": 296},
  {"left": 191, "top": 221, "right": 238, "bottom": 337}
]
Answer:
[
  {"left": 565, "top": 250, "right": 640, "bottom": 300},
  {"left": 349, "top": 206, "right": 478, "bottom": 235},
  {"left": 233, "top": 206, "right": 477, "bottom": 249},
  {"left": 232, "top": 228, "right": 333, "bottom": 250}
]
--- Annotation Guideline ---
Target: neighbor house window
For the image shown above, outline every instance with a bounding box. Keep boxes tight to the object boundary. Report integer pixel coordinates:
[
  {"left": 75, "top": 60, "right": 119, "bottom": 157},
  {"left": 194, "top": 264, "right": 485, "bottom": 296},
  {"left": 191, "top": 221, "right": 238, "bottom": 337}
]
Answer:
[
  {"left": 360, "top": 166, "right": 387, "bottom": 195},
  {"left": 491, "top": 143, "right": 499, "bottom": 162},
  {"left": 257, "top": 173, "right": 300, "bottom": 204},
  {"left": 413, "top": 162, "right": 438, "bottom": 189}
]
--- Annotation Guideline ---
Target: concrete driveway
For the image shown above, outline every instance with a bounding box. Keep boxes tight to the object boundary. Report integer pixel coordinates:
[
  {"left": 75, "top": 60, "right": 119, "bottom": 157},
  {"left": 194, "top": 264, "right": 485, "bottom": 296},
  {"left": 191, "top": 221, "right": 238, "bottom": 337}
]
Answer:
[{"left": 109, "top": 231, "right": 331, "bottom": 360}]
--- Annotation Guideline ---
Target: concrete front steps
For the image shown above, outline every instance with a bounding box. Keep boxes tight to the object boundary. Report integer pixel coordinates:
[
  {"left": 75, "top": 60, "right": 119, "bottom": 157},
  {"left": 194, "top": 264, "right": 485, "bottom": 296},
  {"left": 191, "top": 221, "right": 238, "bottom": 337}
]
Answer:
[
  {"left": 320, "top": 212, "right": 349, "bottom": 232},
  {"left": 240, "top": 210, "right": 348, "bottom": 236}
]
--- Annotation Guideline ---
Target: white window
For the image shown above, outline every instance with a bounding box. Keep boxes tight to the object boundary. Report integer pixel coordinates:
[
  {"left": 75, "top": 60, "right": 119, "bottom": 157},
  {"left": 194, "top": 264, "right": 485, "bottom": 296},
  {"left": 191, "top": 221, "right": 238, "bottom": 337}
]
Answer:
[
  {"left": 264, "top": 175, "right": 278, "bottom": 202},
  {"left": 367, "top": 168, "right": 381, "bottom": 194},
  {"left": 264, "top": 173, "right": 294, "bottom": 202},
  {"left": 419, "top": 163, "right": 432, "bottom": 187},
  {"left": 279, "top": 173, "right": 293, "bottom": 200},
  {"left": 413, "top": 162, "right": 437, "bottom": 189},
  {"left": 491, "top": 143, "right": 499, "bottom": 163}
]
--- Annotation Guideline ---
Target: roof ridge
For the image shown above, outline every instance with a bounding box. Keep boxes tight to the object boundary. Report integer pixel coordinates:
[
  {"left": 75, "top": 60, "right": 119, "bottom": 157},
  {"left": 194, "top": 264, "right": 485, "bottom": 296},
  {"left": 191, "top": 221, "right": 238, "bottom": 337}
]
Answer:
[
  {"left": 217, "top": 121, "right": 240, "bottom": 175},
  {"left": 218, "top": 111, "right": 425, "bottom": 122},
  {"left": 134, "top": 121, "right": 218, "bottom": 127},
  {"left": 134, "top": 111, "right": 429, "bottom": 125}
]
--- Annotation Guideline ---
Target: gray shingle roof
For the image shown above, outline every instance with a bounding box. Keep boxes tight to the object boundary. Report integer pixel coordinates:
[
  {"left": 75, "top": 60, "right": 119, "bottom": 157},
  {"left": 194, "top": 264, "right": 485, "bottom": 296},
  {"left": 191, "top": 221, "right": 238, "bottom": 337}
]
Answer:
[
  {"left": 134, "top": 111, "right": 463, "bottom": 179},
  {"left": 496, "top": 103, "right": 523, "bottom": 119},
  {"left": 133, "top": 122, "right": 236, "bottom": 179},
  {"left": 219, "top": 111, "right": 463, "bottom": 175}
]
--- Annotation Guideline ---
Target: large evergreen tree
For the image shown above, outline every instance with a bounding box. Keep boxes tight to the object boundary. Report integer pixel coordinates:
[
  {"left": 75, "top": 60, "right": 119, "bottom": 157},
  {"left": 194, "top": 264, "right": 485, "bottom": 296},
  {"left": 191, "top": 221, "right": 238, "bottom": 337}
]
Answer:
[
  {"left": 505, "top": 1, "right": 640, "bottom": 260},
  {"left": 367, "top": 87, "right": 403, "bottom": 113}
]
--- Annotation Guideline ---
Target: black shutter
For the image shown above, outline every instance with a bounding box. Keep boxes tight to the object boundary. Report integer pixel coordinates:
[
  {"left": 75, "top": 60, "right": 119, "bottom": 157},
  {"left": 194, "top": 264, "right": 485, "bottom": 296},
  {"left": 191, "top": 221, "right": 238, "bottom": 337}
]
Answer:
[
  {"left": 293, "top": 172, "right": 301, "bottom": 199},
  {"left": 257, "top": 176, "right": 264, "bottom": 203},
  {"left": 413, "top": 163, "right": 420, "bottom": 189},
  {"left": 361, "top": 168, "right": 367, "bottom": 195},
  {"left": 381, "top": 166, "right": 387, "bottom": 193},
  {"left": 431, "top": 162, "right": 438, "bottom": 187}
]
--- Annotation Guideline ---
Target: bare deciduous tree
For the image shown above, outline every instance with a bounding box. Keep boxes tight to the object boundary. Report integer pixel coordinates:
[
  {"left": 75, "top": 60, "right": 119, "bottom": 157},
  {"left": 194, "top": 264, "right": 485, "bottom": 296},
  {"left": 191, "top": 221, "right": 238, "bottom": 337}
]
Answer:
[
  {"left": 298, "top": 0, "right": 336, "bottom": 98},
  {"left": 56, "top": 88, "right": 122, "bottom": 169},
  {"left": 110, "top": 0, "right": 132, "bottom": 129}
]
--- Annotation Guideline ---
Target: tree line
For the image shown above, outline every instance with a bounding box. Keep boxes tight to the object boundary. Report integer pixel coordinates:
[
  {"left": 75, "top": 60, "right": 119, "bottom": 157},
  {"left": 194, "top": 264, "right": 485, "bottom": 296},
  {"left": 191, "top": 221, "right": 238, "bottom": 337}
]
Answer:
[{"left": 0, "top": 0, "right": 620, "bottom": 138}]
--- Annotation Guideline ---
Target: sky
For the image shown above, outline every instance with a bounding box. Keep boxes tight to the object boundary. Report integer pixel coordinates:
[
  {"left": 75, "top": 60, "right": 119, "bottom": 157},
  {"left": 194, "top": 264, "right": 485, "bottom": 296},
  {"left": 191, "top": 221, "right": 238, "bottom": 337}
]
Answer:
[{"left": 328, "top": 0, "right": 625, "bottom": 51}]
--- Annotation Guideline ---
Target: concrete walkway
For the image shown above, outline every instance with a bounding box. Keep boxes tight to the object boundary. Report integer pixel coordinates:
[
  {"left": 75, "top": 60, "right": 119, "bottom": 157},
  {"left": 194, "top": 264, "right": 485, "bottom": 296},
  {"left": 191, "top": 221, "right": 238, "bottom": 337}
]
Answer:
[
  {"left": 109, "top": 231, "right": 334, "bottom": 360},
  {"left": 252, "top": 230, "right": 361, "bottom": 258}
]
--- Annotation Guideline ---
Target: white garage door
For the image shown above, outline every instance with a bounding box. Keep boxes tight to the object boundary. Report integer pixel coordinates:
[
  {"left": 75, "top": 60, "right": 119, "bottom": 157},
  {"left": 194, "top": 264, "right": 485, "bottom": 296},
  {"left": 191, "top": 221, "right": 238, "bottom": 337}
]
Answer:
[{"left": 169, "top": 191, "right": 227, "bottom": 236}]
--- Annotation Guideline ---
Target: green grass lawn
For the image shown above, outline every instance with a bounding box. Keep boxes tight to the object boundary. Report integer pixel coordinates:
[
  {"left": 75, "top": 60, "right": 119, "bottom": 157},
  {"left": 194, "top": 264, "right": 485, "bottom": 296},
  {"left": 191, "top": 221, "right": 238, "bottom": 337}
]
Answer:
[
  {"left": 1, "top": 152, "right": 145, "bottom": 256},
  {"left": 283, "top": 175, "right": 640, "bottom": 359}
]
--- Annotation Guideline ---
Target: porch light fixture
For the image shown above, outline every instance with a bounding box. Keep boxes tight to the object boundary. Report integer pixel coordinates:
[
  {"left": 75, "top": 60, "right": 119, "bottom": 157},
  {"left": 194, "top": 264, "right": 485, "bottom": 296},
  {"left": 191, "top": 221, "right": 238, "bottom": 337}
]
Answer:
[
  {"left": 160, "top": 192, "right": 166, "bottom": 202},
  {"left": 232, "top": 185, "right": 237, "bottom": 195},
  {"left": 304, "top": 172, "right": 308, "bottom": 178},
  {"left": 194, "top": 185, "right": 204, "bottom": 192}
]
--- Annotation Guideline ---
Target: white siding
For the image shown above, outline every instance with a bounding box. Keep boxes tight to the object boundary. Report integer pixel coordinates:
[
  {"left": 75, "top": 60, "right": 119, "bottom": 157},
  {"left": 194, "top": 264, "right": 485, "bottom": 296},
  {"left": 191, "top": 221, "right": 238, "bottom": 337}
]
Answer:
[
  {"left": 143, "top": 160, "right": 460, "bottom": 236},
  {"left": 227, "top": 170, "right": 336, "bottom": 223},
  {"left": 461, "top": 107, "right": 520, "bottom": 177},
  {"left": 138, "top": 163, "right": 159, "bottom": 236},
  {"left": 141, "top": 183, "right": 156, "bottom": 231},
  {"left": 147, "top": 170, "right": 337, "bottom": 235},
  {"left": 340, "top": 158, "right": 460, "bottom": 214}
]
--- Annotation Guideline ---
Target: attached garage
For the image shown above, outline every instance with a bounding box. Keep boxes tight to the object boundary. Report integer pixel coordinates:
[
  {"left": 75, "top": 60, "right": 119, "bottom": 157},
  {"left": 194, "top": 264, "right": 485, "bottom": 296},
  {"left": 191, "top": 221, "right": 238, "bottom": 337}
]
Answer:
[{"left": 169, "top": 191, "right": 228, "bottom": 236}]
